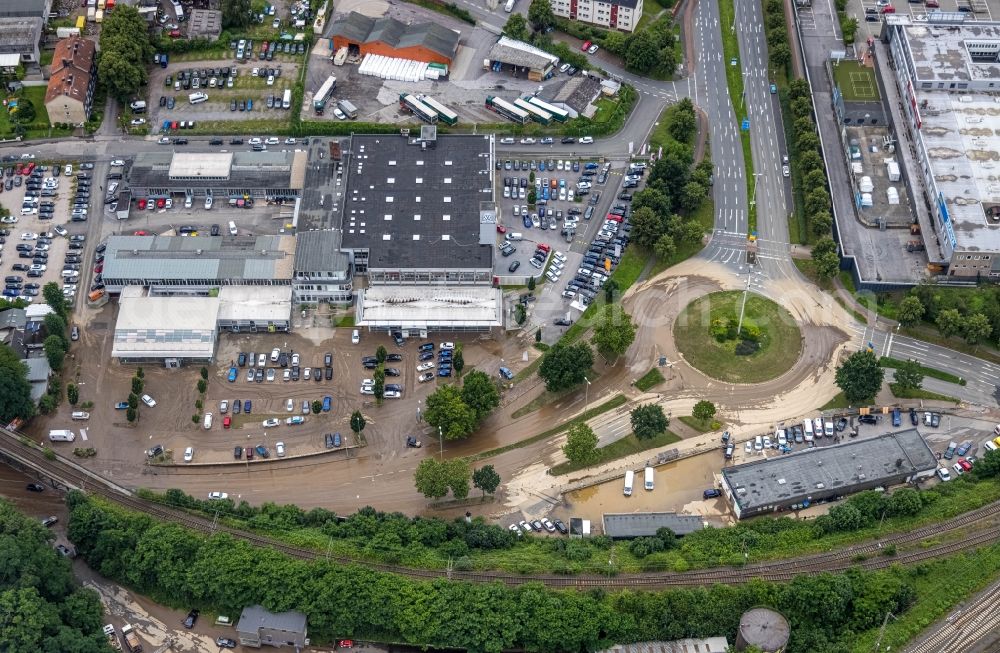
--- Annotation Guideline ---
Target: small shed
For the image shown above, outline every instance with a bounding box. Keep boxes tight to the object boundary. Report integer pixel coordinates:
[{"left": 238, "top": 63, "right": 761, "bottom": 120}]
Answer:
[{"left": 236, "top": 605, "right": 308, "bottom": 650}]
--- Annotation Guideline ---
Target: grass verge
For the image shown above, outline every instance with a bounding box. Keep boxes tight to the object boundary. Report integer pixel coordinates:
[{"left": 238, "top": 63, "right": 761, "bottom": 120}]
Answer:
[
  {"left": 792, "top": 258, "right": 833, "bottom": 291},
  {"left": 717, "top": 0, "right": 755, "bottom": 232},
  {"left": 672, "top": 291, "right": 802, "bottom": 383},
  {"left": 560, "top": 247, "right": 648, "bottom": 344},
  {"left": 834, "top": 295, "right": 868, "bottom": 324},
  {"left": 889, "top": 384, "right": 960, "bottom": 403},
  {"left": 879, "top": 357, "right": 966, "bottom": 385},
  {"left": 820, "top": 391, "right": 852, "bottom": 410},
  {"left": 633, "top": 368, "right": 665, "bottom": 391},
  {"left": 333, "top": 315, "right": 354, "bottom": 328},
  {"left": 550, "top": 429, "right": 681, "bottom": 475},
  {"left": 677, "top": 415, "right": 718, "bottom": 433},
  {"left": 510, "top": 372, "right": 600, "bottom": 419},
  {"left": 465, "top": 394, "right": 627, "bottom": 463}
]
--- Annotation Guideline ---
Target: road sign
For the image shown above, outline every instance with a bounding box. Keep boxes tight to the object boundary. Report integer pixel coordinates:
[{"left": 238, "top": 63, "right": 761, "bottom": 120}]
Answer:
[{"left": 741, "top": 118, "right": 750, "bottom": 131}]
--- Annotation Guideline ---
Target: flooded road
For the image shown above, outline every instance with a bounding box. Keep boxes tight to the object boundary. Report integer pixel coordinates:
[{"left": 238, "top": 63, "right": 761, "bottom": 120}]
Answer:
[{"left": 558, "top": 453, "right": 728, "bottom": 527}]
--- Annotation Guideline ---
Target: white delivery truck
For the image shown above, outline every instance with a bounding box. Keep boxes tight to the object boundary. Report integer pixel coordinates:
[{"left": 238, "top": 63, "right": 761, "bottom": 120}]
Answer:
[
  {"left": 644, "top": 466, "right": 654, "bottom": 491},
  {"left": 802, "top": 418, "right": 814, "bottom": 442},
  {"left": 504, "top": 0, "right": 515, "bottom": 11},
  {"left": 623, "top": 470, "right": 634, "bottom": 497},
  {"left": 48, "top": 429, "right": 76, "bottom": 442}
]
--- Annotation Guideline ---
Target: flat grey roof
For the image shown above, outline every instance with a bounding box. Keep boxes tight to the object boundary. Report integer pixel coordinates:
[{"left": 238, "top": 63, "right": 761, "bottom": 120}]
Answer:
[
  {"left": 902, "top": 20, "right": 1000, "bottom": 82},
  {"left": 340, "top": 134, "right": 494, "bottom": 270},
  {"left": 0, "top": 0, "right": 46, "bottom": 18},
  {"left": 294, "top": 230, "right": 348, "bottom": 273},
  {"left": 102, "top": 235, "right": 295, "bottom": 282},
  {"left": 237, "top": 605, "right": 307, "bottom": 635},
  {"left": 330, "top": 11, "right": 460, "bottom": 61},
  {"left": 130, "top": 151, "right": 303, "bottom": 191},
  {"left": 722, "top": 429, "right": 938, "bottom": 511},
  {"left": 489, "top": 36, "right": 559, "bottom": 71},
  {"left": 602, "top": 512, "right": 708, "bottom": 538},
  {"left": 0, "top": 17, "right": 42, "bottom": 48}
]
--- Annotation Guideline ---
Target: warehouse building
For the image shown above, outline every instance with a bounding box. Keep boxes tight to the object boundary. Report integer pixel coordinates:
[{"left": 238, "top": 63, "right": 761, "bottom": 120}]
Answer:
[
  {"left": 100, "top": 234, "right": 295, "bottom": 294},
  {"left": 721, "top": 430, "right": 938, "bottom": 519},
  {"left": 292, "top": 230, "right": 353, "bottom": 306},
  {"left": 330, "top": 11, "right": 460, "bottom": 66},
  {"left": 236, "top": 605, "right": 308, "bottom": 650},
  {"left": 602, "top": 513, "right": 709, "bottom": 539},
  {"left": 338, "top": 131, "right": 502, "bottom": 332},
  {"left": 488, "top": 36, "right": 559, "bottom": 81},
  {"left": 547, "top": 0, "right": 643, "bottom": 32},
  {"left": 882, "top": 14, "right": 1000, "bottom": 278},
  {"left": 128, "top": 151, "right": 305, "bottom": 202}
]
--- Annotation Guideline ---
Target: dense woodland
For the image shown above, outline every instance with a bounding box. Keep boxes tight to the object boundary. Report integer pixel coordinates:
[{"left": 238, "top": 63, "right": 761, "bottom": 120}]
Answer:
[
  {"left": 0, "top": 500, "right": 111, "bottom": 653},
  {"left": 69, "top": 492, "right": 919, "bottom": 652}
]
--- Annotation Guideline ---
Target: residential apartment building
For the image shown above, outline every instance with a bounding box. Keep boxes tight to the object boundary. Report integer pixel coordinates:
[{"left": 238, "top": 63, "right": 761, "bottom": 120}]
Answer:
[
  {"left": 44, "top": 36, "right": 96, "bottom": 126},
  {"left": 548, "top": 0, "right": 643, "bottom": 33}
]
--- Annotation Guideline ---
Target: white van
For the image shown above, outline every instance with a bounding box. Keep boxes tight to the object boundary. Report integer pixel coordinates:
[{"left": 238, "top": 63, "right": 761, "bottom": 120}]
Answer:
[
  {"left": 754, "top": 435, "right": 763, "bottom": 451},
  {"left": 71, "top": 411, "right": 90, "bottom": 420},
  {"left": 48, "top": 429, "right": 76, "bottom": 442},
  {"left": 203, "top": 412, "right": 213, "bottom": 429},
  {"left": 985, "top": 440, "right": 998, "bottom": 452},
  {"left": 813, "top": 417, "right": 824, "bottom": 438},
  {"left": 228, "top": 220, "right": 238, "bottom": 236},
  {"left": 623, "top": 470, "right": 634, "bottom": 497},
  {"left": 644, "top": 466, "right": 654, "bottom": 491},
  {"left": 189, "top": 92, "right": 208, "bottom": 105},
  {"left": 802, "top": 419, "right": 814, "bottom": 442},
  {"left": 506, "top": 232, "right": 523, "bottom": 242}
]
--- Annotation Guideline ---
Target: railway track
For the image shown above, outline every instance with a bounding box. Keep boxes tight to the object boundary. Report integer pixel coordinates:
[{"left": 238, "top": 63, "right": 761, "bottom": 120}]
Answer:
[
  {"left": 905, "top": 578, "right": 1000, "bottom": 653},
  {"left": 7, "top": 431, "right": 1000, "bottom": 589}
]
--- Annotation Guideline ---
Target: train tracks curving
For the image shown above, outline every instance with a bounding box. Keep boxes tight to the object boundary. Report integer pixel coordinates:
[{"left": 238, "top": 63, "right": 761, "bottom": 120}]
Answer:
[{"left": 6, "top": 431, "right": 1000, "bottom": 589}]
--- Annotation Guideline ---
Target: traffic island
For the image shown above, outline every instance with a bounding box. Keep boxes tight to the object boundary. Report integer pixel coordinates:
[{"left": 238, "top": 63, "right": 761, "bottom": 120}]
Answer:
[{"left": 672, "top": 291, "right": 802, "bottom": 383}]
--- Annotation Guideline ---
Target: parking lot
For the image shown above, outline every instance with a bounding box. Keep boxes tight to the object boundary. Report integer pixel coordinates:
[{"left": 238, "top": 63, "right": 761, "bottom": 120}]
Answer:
[
  {"left": 144, "top": 50, "right": 304, "bottom": 132},
  {"left": 0, "top": 158, "right": 96, "bottom": 308}
]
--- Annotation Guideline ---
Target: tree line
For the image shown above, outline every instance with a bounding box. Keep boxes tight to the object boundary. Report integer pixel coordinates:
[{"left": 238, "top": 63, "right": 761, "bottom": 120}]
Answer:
[
  {"left": 893, "top": 284, "right": 998, "bottom": 348},
  {"left": 0, "top": 499, "right": 110, "bottom": 653},
  {"left": 67, "top": 492, "right": 921, "bottom": 652}
]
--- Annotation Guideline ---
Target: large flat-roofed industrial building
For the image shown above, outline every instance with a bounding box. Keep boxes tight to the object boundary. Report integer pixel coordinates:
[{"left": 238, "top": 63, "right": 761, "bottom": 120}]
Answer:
[
  {"left": 128, "top": 151, "right": 306, "bottom": 201},
  {"left": 339, "top": 131, "right": 503, "bottom": 332},
  {"left": 721, "top": 430, "right": 938, "bottom": 519},
  {"left": 882, "top": 14, "right": 1000, "bottom": 278},
  {"left": 100, "top": 235, "right": 296, "bottom": 294}
]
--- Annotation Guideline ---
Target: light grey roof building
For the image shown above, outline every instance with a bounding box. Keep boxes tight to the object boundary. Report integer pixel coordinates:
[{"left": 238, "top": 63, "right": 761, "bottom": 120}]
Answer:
[
  {"left": 236, "top": 605, "right": 307, "bottom": 650},
  {"left": 0, "top": 308, "right": 27, "bottom": 331},
  {"left": 329, "top": 11, "right": 460, "bottom": 64},
  {"left": 292, "top": 230, "right": 352, "bottom": 306},
  {"left": 721, "top": 429, "right": 938, "bottom": 519},
  {"left": 488, "top": 36, "right": 559, "bottom": 79},
  {"left": 128, "top": 151, "right": 306, "bottom": 199},
  {"left": 602, "top": 512, "right": 710, "bottom": 539},
  {"left": 22, "top": 357, "right": 51, "bottom": 402},
  {"left": 0, "top": 18, "right": 43, "bottom": 65}
]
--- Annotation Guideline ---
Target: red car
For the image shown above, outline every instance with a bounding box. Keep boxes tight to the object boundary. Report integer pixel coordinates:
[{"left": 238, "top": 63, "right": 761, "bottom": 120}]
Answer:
[
  {"left": 535, "top": 242, "right": 551, "bottom": 253},
  {"left": 606, "top": 214, "right": 624, "bottom": 222},
  {"left": 496, "top": 225, "right": 507, "bottom": 234},
  {"left": 245, "top": 447, "right": 254, "bottom": 460},
  {"left": 880, "top": 4, "right": 895, "bottom": 12},
  {"left": 171, "top": 121, "right": 178, "bottom": 130},
  {"left": 223, "top": 415, "right": 231, "bottom": 429},
  {"left": 137, "top": 199, "right": 147, "bottom": 210},
  {"left": 581, "top": 40, "right": 592, "bottom": 52},
  {"left": 958, "top": 458, "right": 973, "bottom": 472},
  {"left": 169, "top": 29, "right": 181, "bottom": 38},
  {"left": 25, "top": 162, "right": 35, "bottom": 175},
  {"left": 94, "top": 264, "right": 103, "bottom": 274},
  {"left": 156, "top": 198, "right": 165, "bottom": 209},
  {"left": 133, "top": 230, "right": 148, "bottom": 236}
]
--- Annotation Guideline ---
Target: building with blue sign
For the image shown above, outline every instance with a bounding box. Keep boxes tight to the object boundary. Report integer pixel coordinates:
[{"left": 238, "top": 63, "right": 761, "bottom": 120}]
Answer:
[{"left": 882, "top": 14, "right": 1000, "bottom": 278}]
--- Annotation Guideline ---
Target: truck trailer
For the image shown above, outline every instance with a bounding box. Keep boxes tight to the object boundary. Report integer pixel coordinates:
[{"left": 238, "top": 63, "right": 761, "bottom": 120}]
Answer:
[
  {"left": 120, "top": 624, "right": 142, "bottom": 653},
  {"left": 337, "top": 99, "right": 357, "bottom": 119}
]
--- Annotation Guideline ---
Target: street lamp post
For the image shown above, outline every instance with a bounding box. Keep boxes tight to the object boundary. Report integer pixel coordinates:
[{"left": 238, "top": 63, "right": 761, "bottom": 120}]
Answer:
[
  {"left": 438, "top": 425, "right": 444, "bottom": 461},
  {"left": 736, "top": 267, "right": 754, "bottom": 336},
  {"left": 749, "top": 172, "right": 764, "bottom": 210},
  {"left": 584, "top": 376, "right": 591, "bottom": 410}
]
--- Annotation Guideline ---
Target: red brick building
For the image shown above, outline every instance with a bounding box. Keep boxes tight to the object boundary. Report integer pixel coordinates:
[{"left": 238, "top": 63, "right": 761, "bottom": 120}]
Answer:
[{"left": 329, "top": 12, "right": 460, "bottom": 66}]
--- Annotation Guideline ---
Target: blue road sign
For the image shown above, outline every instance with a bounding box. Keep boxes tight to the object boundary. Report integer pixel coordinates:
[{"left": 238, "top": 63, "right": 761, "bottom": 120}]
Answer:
[{"left": 741, "top": 118, "right": 750, "bottom": 131}]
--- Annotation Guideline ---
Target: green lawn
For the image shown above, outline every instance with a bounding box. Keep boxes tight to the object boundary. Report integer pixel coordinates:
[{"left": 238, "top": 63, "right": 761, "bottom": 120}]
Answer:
[
  {"left": 560, "top": 247, "right": 648, "bottom": 344},
  {"left": 633, "top": 367, "right": 665, "bottom": 391},
  {"left": 717, "top": 0, "right": 755, "bottom": 231},
  {"left": 672, "top": 291, "right": 802, "bottom": 383},
  {"left": 792, "top": 258, "right": 833, "bottom": 290},
  {"left": 820, "top": 391, "right": 853, "bottom": 410},
  {"left": 879, "top": 357, "right": 966, "bottom": 385},
  {"left": 677, "top": 415, "right": 717, "bottom": 433},
  {"left": 0, "top": 86, "right": 62, "bottom": 139},
  {"left": 830, "top": 59, "right": 881, "bottom": 103},
  {"left": 550, "top": 429, "right": 681, "bottom": 475},
  {"left": 889, "top": 384, "right": 960, "bottom": 404}
]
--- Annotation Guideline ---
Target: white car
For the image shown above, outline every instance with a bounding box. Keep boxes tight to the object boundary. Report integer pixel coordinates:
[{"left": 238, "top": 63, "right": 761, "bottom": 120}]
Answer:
[
  {"left": 203, "top": 412, "right": 213, "bottom": 429},
  {"left": 266, "top": 75, "right": 275, "bottom": 86},
  {"left": 361, "top": 379, "right": 374, "bottom": 387},
  {"left": 352, "top": 329, "right": 360, "bottom": 344},
  {"left": 21, "top": 232, "right": 38, "bottom": 241},
  {"left": 545, "top": 271, "right": 560, "bottom": 282},
  {"left": 208, "top": 492, "right": 229, "bottom": 500},
  {"left": 158, "top": 137, "right": 171, "bottom": 144},
  {"left": 63, "top": 164, "right": 73, "bottom": 176},
  {"left": 579, "top": 136, "right": 594, "bottom": 144},
  {"left": 561, "top": 290, "right": 576, "bottom": 299},
  {"left": 265, "top": 137, "right": 280, "bottom": 145},
  {"left": 270, "top": 347, "right": 281, "bottom": 362},
  {"left": 53, "top": 225, "right": 67, "bottom": 236},
  {"left": 286, "top": 398, "right": 294, "bottom": 411},
  {"left": 141, "top": 394, "right": 156, "bottom": 407},
  {"left": 183, "top": 446, "right": 194, "bottom": 462},
  {"left": 384, "top": 390, "right": 401, "bottom": 399},
  {"left": 275, "top": 441, "right": 286, "bottom": 457},
  {"left": 782, "top": 164, "right": 790, "bottom": 177},
  {"left": 291, "top": 353, "right": 300, "bottom": 366},
  {"left": 587, "top": 44, "right": 599, "bottom": 54},
  {"left": 360, "top": 386, "right": 374, "bottom": 395},
  {"left": 285, "top": 138, "right": 296, "bottom": 144},
  {"left": 219, "top": 399, "right": 229, "bottom": 413},
  {"left": 440, "top": 342, "right": 455, "bottom": 350},
  {"left": 513, "top": 205, "right": 520, "bottom": 216},
  {"left": 937, "top": 467, "right": 952, "bottom": 481},
  {"left": 520, "top": 137, "right": 536, "bottom": 144},
  {"left": 249, "top": 137, "right": 262, "bottom": 145},
  {"left": 130, "top": 118, "right": 146, "bottom": 126},
  {"left": 262, "top": 418, "right": 280, "bottom": 428},
  {"left": 416, "top": 362, "right": 435, "bottom": 372},
  {"left": 500, "top": 137, "right": 515, "bottom": 144},
  {"left": 283, "top": 369, "right": 290, "bottom": 381}
]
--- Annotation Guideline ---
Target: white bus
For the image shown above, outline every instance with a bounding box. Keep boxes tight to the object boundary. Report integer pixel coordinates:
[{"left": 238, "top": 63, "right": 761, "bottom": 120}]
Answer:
[
  {"left": 644, "top": 466, "right": 654, "bottom": 491},
  {"left": 189, "top": 92, "right": 208, "bottom": 104},
  {"left": 623, "top": 470, "right": 634, "bottom": 497}
]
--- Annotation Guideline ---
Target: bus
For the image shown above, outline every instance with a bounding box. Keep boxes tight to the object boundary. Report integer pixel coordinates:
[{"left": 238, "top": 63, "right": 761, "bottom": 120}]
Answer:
[
  {"left": 513, "top": 97, "right": 551, "bottom": 125},
  {"left": 527, "top": 95, "right": 569, "bottom": 122},
  {"left": 644, "top": 466, "right": 654, "bottom": 491},
  {"left": 399, "top": 94, "right": 438, "bottom": 124},
  {"left": 419, "top": 95, "right": 458, "bottom": 126},
  {"left": 282, "top": 89, "right": 292, "bottom": 110},
  {"left": 623, "top": 470, "right": 634, "bottom": 497},
  {"left": 313, "top": 74, "right": 337, "bottom": 113},
  {"left": 485, "top": 95, "right": 529, "bottom": 124}
]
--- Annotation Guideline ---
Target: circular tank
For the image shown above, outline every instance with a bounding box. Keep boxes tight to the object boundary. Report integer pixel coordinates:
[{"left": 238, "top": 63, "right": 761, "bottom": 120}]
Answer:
[{"left": 735, "top": 607, "right": 791, "bottom": 652}]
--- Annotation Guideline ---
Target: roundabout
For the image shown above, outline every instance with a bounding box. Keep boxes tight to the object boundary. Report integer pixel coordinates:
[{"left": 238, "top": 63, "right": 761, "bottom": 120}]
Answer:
[{"left": 672, "top": 290, "right": 802, "bottom": 384}]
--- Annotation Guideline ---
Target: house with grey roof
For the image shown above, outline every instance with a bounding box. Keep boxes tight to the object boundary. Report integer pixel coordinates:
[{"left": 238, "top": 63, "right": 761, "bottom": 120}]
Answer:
[
  {"left": 330, "top": 11, "right": 460, "bottom": 66},
  {"left": 236, "top": 605, "right": 307, "bottom": 650}
]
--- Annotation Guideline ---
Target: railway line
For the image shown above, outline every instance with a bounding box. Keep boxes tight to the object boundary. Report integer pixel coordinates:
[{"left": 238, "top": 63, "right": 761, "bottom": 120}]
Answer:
[
  {"left": 905, "top": 578, "right": 1000, "bottom": 653},
  {"left": 6, "top": 429, "right": 1000, "bottom": 589}
]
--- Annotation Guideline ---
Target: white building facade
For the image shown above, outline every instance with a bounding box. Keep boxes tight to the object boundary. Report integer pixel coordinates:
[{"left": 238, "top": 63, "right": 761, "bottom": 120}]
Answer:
[{"left": 548, "top": 0, "right": 643, "bottom": 32}]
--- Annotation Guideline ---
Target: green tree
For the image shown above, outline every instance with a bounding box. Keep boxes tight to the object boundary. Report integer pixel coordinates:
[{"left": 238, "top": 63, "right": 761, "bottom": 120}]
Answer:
[
  {"left": 43, "top": 313, "right": 68, "bottom": 348},
  {"left": 130, "top": 376, "right": 143, "bottom": 396},
  {"left": 677, "top": 181, "right": 707, "bottom": 214},
  {"left": 373, "top": 368, "right": 385, "bottom": 403},
  {"left": 414, "top": 458, "right": 450, "bottom": 499},
  {"left": 667, "top": 99, "right": 697, "bottom": 144},
  {"left": 812, "top": 236, "right": 840, "bottom": 279},
  {"left": 425, "top": 384, "right": 478, "bottom": 439},
  {"left": 972, "top": 449, "right": 1000, "bottom": 480},
  {"left": 891, "top": 358, "right": 923, "bottom": 391},
  {"left": 631, "top": 404, "right": 669, "bottom": 439},
  {"left": 97, "top": 6, "right": 151, "bottom": 103},
  {"left": 136, "top": 366, "right": 144, "bottom": 379},
  {"left": 964, "top": 312, "right": 993, "bottom": 346},
  {"left": 527, "top": 276, "right": 536, "bottom": 291},
  {"left": 445, "top": 459, "right": 471, "bottom": 500},
  {"left": 0, "top": 344, "right": 34, "bottom": 423},
  {"left": 472, "top": 464, "right": 501, "bottom": 497},
  {"left": 196, "top": 379, "right": 207, "bottom": 394},
  {"left": 312, "top": 400, "right": 322, "bottom": 414},
  {"left": 535, "top": 328, "right": 542, "bottom": 343},
  {"left": 127, "top": 393, "right": 138, "bottom": 410},
  {"left": 602, "top": 30, "right": 628, "bottom": 55},
  {"left": 630, "top": 206, "right": 665, "bottom": 248},
  {"left": 43, "top": 335, "right": 66, "bottom": 370},
  {"left": 935, "top": 308, "right": 964, "bottom": 338},
  {"left": 625, "top": 31, "right": 660, "bottom": 73},
  {"left": 42, "top": 282, "right": 68, "bottom": 318},
  {"left": 350, "top": 410, "right": 366, "bottom": 436},
  {"left": 834, "top": 349, "right": 885, "bottom": 404},
  {"left": 603, "top": 278, "right": 619, "bottom": 304},
  {"left": 514, "top": 303, "right": 527, "bottom": 325},
  {"left": 658, "top": 44, "right": 678, "bottom": 77},
  {"left": 200, "top": 366, "right": 209, "bottom": 380},
  {"left": 461, "top": 370, "right": 500, "bottom": 421},
  {"left": 453, "top": 346, "right": 465, "bottom": 376},
  {"left": 67, "top": 383, "right": 79, "bottom": 406},
  {"left": 592, "top": 305, "right": 636, "bottom": 360},
  {"left": 12, "top": 98, "right": 35, "bottom": 124},
  {"left": 563, "top": 422, "right": 599, "bottom": 466},
  {"left": 503, "top": 12, "right": 529, "bottom": 40},
  {"left": 221, "top": 0, "right": 252, "bottom": 28},
  {"left": 528, "top": 0, "right": 556, "bottom": 30},
  {"left": 376, "top": 345, "right": 387, "bottom": 365},
  {"left": 896, "top": 295, "right": 925, "bottom": 327},
  {"left": 692, "top": 400, "right": 716, "bottom": 422},
  {"left": 654, "top": 233, "right": 677, "bottom": 261},
  {"left": 126, "top": 406, "right": 137, "bottom": 423},
  {"left": 538, "top": 342, "right": 594, "bottom": 392}
]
